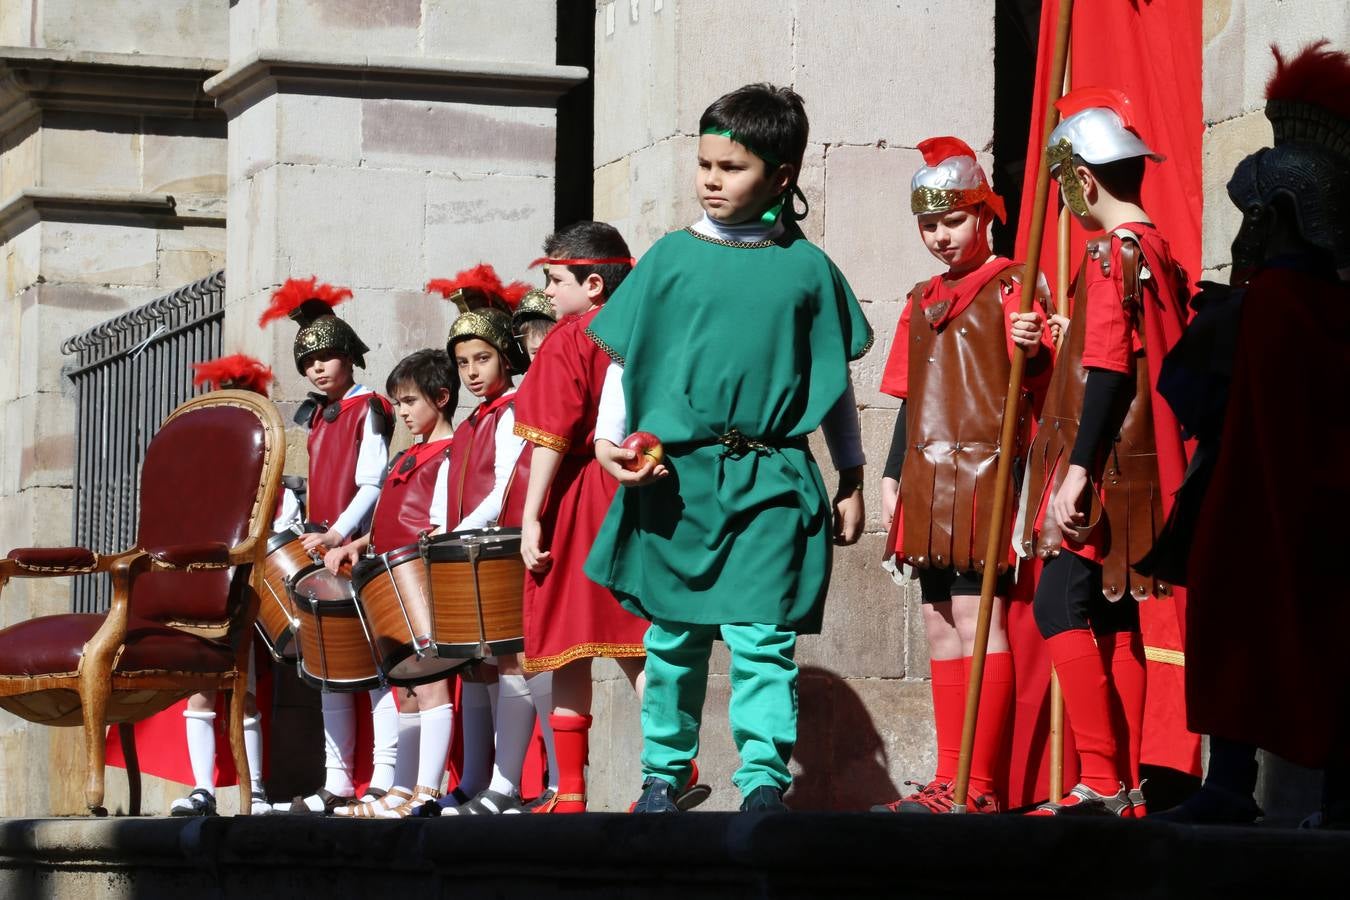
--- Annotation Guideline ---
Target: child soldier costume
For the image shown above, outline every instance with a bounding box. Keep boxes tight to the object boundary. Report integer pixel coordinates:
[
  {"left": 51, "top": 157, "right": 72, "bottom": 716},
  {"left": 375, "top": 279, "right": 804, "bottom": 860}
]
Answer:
[{"left": 1019, "top": 90, "right": 1191, "bottom": 815}]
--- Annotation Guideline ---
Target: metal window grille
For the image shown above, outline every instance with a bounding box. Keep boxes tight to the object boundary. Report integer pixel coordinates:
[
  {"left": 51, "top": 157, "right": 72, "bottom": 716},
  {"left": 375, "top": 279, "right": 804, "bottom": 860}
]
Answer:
[{"left": 61, "top": 270, "right": 225, "bottom": 612}]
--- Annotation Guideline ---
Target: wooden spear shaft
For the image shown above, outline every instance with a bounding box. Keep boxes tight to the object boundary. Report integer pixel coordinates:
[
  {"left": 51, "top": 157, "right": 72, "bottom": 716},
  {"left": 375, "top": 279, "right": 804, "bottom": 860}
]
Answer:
[{"left": 951, "top": 0, "right": 1074, "bottom": 812}]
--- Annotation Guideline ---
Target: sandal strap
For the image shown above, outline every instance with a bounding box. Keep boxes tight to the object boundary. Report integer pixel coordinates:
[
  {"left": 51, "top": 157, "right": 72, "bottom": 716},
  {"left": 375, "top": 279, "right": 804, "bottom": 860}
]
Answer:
[{"left": 555, "top": 792, "right": 586, "bottom": 803}]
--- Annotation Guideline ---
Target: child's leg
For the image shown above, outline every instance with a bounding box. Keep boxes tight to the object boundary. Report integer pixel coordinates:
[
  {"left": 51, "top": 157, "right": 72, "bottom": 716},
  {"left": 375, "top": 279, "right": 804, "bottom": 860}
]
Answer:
[
  {"left": 367, "top": 685, "right": 399, "bottom": 796},
  {"left": 170, "top": 691, "right": 218, "bottom": 815},
  {"left": 455, "top": 670, "right": 496, "bottom": 801},
  {"left": 318, "top": 692, "right": 356, "bottom": 799},
  {"left": 1092, "top": 597, "right": 1145, "bottom": 802},
  {"left": 242, "top": 690, "right": 269, "bottom": 813},
  {"left": 547, "top": 659, "right": 594, "bottom": 813},
  {"left": 414, "top": 677, "right": 452, "bottom": 793},
  {"left": 921, "top": 591, "right": 967, "bottom": 787},
  {"left": 642, "top": 620, "right": 717, "bottom": 792},
  {"left": 526, "top": 670, "right": 559, "bottom": 792},
  {"left": 720, "top": 623, "right": 797, "bottom": 799},
  {"left": 951, "top": 591, "right": 1012, "bottom": 807},
  {"left": 484, "top": 654, "right": 535, "bottom": 804},
  {"left": 1033, "top": 552, "right": 1126, "bottom": 808}
]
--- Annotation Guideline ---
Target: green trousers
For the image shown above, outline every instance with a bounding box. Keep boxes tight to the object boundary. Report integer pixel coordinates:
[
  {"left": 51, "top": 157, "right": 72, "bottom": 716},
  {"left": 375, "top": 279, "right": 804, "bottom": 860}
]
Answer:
[{"left": 641, "top": 618, "right": 798, "bottom": 797}]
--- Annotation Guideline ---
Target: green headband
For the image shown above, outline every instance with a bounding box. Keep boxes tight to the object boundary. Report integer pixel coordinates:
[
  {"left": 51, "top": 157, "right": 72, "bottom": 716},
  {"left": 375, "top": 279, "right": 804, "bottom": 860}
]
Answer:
[{"left": 700, "top": 127, "right": 783, "bottom": 169}]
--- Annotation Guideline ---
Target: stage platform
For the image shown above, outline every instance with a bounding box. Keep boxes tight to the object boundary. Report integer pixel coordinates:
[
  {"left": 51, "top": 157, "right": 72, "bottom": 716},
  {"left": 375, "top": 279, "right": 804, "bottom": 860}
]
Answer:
[{"left": 1, "top": 811, "right": 1343, "bottom": 898}]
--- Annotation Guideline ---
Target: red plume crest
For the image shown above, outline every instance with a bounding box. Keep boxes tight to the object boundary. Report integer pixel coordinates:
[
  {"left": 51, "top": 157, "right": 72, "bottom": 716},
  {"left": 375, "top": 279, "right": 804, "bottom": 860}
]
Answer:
[
  {"left": 192, "top": 354, "right": 275, "bottom": 396},
  {"left": 258, "top": 277, "right": 353, "bottom": 327},
  {"left": 1266, "top": 40, "right": 1350, "bottom": 120},
  {"left": 1055, "top": 87, "right": 1139, "bottom": 130},
  {"left": 426, "top": 264, "right": 527, "bottom": 309},
  {"left": 917, "top": 136, "right": 978, "bottom": 167}
]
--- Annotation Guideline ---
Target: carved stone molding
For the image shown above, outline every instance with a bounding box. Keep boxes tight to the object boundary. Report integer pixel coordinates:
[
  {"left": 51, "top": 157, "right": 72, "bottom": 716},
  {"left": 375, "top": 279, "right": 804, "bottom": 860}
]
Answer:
[
  {"left": 0, "top": 188, "right": 224, "bottom": 242},
  {"left": 203, "top": 50, "right": 588, "bottom": 117},
  {"left": 0, "top": 48, "right": 225, "bottom": 135}
]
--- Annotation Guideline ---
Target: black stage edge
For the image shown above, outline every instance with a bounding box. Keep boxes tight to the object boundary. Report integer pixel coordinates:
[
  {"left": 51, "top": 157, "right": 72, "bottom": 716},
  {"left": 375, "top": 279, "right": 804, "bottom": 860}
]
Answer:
[{"left": 1, "top": 812, "right": 1344, "bottom": 898}]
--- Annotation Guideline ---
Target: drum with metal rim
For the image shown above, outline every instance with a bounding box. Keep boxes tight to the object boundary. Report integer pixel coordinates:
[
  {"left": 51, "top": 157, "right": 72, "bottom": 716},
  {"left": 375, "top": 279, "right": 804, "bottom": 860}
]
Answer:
[
  {"left": 352, "top": 528, "right": 524, "bottom": 686},
  {"left": 256, "top": 524, "right": 324, "bottom": 661},
  {"left": 289, "top": 563, "right": 383, "bottom": 692}
]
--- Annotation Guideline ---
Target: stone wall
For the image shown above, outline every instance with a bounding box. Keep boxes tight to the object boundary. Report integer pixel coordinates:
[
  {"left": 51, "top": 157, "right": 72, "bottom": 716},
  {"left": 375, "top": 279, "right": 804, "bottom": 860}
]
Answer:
[
  {"left": 586, "top": 0, "right": 998, "bottom": 811},
  {"left": 0, "top": 0, "right": 228, "bottom": 816}
]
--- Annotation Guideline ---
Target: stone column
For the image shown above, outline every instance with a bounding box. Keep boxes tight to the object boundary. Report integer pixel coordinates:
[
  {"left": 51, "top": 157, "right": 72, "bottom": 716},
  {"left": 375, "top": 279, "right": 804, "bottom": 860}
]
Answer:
[
  {"left": 588, "top": 0, "right": 996, "bottom": 811},
  {"left": 0, "top": 0, "right": 227, "bottom": 816}
]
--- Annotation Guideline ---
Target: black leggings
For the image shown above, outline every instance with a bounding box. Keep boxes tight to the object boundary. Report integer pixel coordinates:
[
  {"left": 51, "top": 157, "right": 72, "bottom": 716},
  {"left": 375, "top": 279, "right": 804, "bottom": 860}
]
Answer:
[{"left": 1033, "top": 550, "right": 1140, "bottom": 639}]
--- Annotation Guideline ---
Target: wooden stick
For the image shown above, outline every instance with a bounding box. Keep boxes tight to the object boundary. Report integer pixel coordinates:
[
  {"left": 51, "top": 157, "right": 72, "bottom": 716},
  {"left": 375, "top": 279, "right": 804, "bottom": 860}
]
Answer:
[
  {"left": 951, "top": 0, "right": 1074, "bottom": 812},
  {"left": 1049, "top": 669, "right": 1064, "bottom": 801}
]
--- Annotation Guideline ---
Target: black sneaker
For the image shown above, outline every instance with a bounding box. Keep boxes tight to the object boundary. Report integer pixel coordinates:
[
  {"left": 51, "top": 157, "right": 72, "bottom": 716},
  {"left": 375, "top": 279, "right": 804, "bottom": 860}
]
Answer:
[
  {"left": 739, "top": 785, "right": 788, "bottom": 813},
  {"left": 633, "top": 777, "right": 680, "bottom": 813},
  {"left": 1151, "top": 785, "right": 1263, "bottom": 825}
]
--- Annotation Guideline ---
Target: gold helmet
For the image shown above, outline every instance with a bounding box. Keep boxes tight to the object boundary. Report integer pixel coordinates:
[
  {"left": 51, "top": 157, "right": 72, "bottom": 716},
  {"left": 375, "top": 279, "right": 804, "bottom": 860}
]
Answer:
[
  {"left": 427, "top": 264, "right": 531, "bottom": 373},
  {"left": 258, "top": 277, "right": 368, "bottom": 374},
  {"left": 512, "top": 287, "right": 556, "bottom": 328}
]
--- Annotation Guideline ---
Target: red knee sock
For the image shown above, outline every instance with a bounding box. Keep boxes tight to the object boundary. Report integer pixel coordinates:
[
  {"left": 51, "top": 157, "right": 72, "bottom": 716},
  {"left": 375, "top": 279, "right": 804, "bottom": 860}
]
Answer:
[
  {"left": 548, "top": 713, "right": 592, "bottom": 813},
  {"left": 965, "top": 651, "right": 1014, "bottom": 802},
  {"left": 931, "top": 658, "right": 966, "bottom": 785},
  {"left": 1100, "top": 631, "right": 1146, "bottom": 790},
  {"left": 1047, "top": 630, "right": 1121, "bottom": 796}
]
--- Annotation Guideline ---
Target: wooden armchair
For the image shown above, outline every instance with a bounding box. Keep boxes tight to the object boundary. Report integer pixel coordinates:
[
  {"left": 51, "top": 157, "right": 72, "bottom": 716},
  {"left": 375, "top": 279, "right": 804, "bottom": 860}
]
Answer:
[{"left": 0, "top": 390, "right": 284, "bottom": 815}]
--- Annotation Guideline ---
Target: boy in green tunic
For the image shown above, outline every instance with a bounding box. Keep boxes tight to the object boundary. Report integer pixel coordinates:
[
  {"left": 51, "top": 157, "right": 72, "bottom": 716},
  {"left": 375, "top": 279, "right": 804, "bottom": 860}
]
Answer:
[{"left": 584, "top": 83, "right": 873, "bottom": 812}]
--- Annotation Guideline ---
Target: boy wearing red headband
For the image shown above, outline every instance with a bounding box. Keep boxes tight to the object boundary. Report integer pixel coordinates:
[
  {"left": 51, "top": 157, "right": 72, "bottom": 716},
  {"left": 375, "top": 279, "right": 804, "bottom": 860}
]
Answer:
[
  {"left": 260, "top": 279, "right": 397, "bottom": 815},
  {"left": 584, "top": 83, "right": 871, "bottom": 813},
  {"left": 871, "top": 137, "right": 1052, "bottom": 815},
  {"left": 512, "top": 222, "right": 662, "bottom": 814},
  {"left": 1019, "top": 88, "right": 1191, "bottom": 816}
]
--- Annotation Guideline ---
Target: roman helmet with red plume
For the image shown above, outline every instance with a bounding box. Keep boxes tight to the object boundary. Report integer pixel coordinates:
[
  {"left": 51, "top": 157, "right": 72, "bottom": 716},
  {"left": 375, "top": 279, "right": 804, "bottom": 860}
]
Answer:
[
  {"left": 910, "top": 136, "right": 1007, "bottom": 223},
  {"left": 427, "top": 264, "right": 530, "bottom": 373},
  {"left": 259, "top": 276, "right": 369, "bottom": 374}
]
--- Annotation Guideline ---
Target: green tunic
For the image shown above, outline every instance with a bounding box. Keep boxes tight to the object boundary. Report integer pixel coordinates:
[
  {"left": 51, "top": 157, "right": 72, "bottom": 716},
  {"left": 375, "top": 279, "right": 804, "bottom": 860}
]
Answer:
[{"left": 583, "top": 226, "right": 873, "bottom": 632}]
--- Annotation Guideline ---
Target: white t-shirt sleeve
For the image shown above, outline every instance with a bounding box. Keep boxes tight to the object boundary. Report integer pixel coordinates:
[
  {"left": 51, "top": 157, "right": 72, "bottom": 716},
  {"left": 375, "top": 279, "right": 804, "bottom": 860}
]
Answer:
[
  {"left": 331, "top": 401, "right": 388, "bottom": 538},
  {"left": 821, "top": 381, "right": 865, "bottom": 471},
  {"left": 272, "top": 487, "right": 303, "bottom": 533},
  {"left": 428, "top": 457, "right": 450, "bottom": 530},
  {"left": 594, "top": 360, "right": 627, "bottom": 446},
  {"left": 453, "top": 406, "right": 527, "bottom": 532}
]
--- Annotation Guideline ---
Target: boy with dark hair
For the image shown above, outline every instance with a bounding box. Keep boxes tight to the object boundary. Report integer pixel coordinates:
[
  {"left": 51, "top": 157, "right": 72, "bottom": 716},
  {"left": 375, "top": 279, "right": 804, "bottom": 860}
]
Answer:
[
  {"left": 584, "top": 82, "right": 872, "bottom": 813},
  {"left": 1018, "top": 88, "right": 1192, "bottom": 816},
  {"left": 259, "top": 278, "right": 397, "bottom": 815},
  {"left": 512, "top": 222, "right": 654, "bottom": 814},
  {"left": 324, "top": 347, "right": 456, "bottom": 818},
  {"left": 871, "top": 137, "right": 1053, "bottom": 815}
]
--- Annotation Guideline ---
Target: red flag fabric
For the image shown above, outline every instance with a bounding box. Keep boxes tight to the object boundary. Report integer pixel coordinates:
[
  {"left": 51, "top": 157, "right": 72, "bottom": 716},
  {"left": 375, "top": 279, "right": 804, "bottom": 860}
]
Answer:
[{"left": 1014, "top": 0, "right": 1203, "bottom": 778}]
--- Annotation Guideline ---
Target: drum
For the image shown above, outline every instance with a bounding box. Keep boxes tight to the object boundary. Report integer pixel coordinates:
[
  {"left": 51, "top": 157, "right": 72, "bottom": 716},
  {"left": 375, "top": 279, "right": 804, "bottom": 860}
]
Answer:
[
  {"left": 256, "top": 524, "right": 324, "bottom": 662},
  {"left": 290, "top": 563, "right": 383, "bottom": 692},
  {"left": 352, "top": 528, "right": 525, "bottom": 687}
]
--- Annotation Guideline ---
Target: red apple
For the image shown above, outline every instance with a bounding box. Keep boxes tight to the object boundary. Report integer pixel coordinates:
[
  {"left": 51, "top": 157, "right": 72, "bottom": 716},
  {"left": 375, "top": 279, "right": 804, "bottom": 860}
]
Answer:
[{"left": 620, "top": 431, "right": 665, "bottom": 471}]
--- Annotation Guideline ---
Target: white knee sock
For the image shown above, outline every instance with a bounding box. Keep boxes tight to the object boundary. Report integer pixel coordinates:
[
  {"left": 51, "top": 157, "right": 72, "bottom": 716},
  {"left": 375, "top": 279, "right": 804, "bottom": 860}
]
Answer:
[
  {"left": 184, "top": 709, "right": 217, "bottom": 793},
  {"left": 242, "top": 714, "right": 265, "bottom": 795},
  {"left": 320, "top": 692, "right": 356, "bottom": 796},
  {"left": 392, "top": 711, "right": 421, "bottom": 791},
  {"left": 528, "top": 671, "right": 560, "bottom": 790},
  {"left": 488, "top": 674, "right": 535, "bottom": 796},
  {"left": 415, "top": 703, "right": 453, "bottom": 791},
  {"left": 368, "top": 686, "right": 398, "bottom": 794},
  {"left": 458, "top": 681, "right": 494, "bottom": 797}
]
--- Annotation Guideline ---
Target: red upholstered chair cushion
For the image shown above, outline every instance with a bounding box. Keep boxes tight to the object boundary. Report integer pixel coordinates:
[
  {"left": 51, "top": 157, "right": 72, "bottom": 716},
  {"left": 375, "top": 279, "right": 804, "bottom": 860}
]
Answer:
[
  {"left": 7, "top": 548, "right": 98, "bottom": 570},
  {"left": 0, "top": 614, "right": 235, "bottom": 678},
  {"left": 134, "top": 404, "right": 267, "bottom": 623}
]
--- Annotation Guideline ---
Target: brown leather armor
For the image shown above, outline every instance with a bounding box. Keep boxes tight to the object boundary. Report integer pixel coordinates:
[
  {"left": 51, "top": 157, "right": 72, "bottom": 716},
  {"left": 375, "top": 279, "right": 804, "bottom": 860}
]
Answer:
[
  {"left": 1019, "top": 235, "right": 1169, "bottom": 602},
  {"left": 899, "top": 262, "right": 1036, "bottom": 574}
]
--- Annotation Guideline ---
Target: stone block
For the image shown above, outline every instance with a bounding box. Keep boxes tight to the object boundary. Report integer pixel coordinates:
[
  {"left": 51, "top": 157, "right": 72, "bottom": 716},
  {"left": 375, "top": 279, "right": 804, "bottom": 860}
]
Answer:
[
  {"left": 142, "top": 131, "right": 227, "bottom": 200},
  {"left": 37, "top": 219, "right": 160, "bottom": 286},
  {"left": 34, "top": 0, "right": 227, "bottom": 59},
  {"left": 592, "top": 155, "right": 630, "bottom": 225},
  {"left": 274, "top": 0, "right": 423, "bottom": 57},
  {"left": 228, "top": 94, "right": 281, "bottom": 182},
  {"left": 270, "top": 164, "right": 426, "bottom": 290},
  {"left": 670, "top": 0, "right": 795, "bottom": 135},
  {"left": 424, "top": 172, "right": 554, "bottom": 287},
  {"left": 611, "top": 135, "right": 702, "bottom": 255},
  {"left": 38, "top": 127, "right": 141, "bottom": 194},
  {"left": 1233, "top": 0, "right": 1350, "bottom": 123},
  {"left": 585, "top": 669, "right": 646, "bottom": 812},
  {"left": 797, "top": 533, "right": 909, "bottom": 680},
  {"left": 157, "top": 225, "right": 226, "bottom": 289},
  {"left": 852, "top": 298, "right": 904, "bottom": 414},
  {"left": 422, "top": 0, "right": 556, "bottom": 65},
  {"left": 1201, "top": 111, "right": 1269, "bottom": 271},
  {"left": 859, "top": 405, "right": 899, "bottom": 533},
  {"left": 0, "top": 1, "right": 34, "bottom": 47},
  {"left": 796, "top": 143, "right": 827, "bottom": 246},
  {"left": 904, "top": 576, "right": 930, "bottom": 678},
  {"left": 361, "top": 100, "right": 556, "bottom": 179},
  {"left": 0, "top": 726, "right": 51, "bottom": 818},
  {"left": 1, "top": 126, "right": 41, "bottom": 199},
  {"left": 276, "top": 95, "right": 364, "bottom": 169},
  {"left": 3, "top": 226, "right": 42, "bottom": 303},
  {"left": 226, "top": 167, "right": 280, "bottom": 297},
  {"left": 7, "top": 391, "right": 76, "bottom": 489},
  {"left": 593, "top": 0, "right": 678, "bottom": 166},
  {"left": 795, "top": 0, "right": 994, "bottom": 147}
]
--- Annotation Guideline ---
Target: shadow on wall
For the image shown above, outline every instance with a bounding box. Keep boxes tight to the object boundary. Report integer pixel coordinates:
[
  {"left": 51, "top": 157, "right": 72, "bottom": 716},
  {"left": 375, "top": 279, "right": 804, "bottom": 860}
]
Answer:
[{"left": 788, "top": 666, "right": 896, "bottom": 811}]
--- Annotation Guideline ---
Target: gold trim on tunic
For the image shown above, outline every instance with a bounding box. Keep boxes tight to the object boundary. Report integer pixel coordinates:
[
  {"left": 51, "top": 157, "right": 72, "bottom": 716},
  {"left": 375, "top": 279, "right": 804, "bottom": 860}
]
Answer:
[{"left": 513, "top": 422, "right": 570, "bottom": 453}]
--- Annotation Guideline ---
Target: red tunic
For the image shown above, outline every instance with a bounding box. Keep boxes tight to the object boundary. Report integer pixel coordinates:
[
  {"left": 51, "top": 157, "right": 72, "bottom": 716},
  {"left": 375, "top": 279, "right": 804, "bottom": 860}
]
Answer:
[
  {"left": 512, "top": 308, "right": 648, "bottom": 671},
  {"left": 1187, "top": 268, "right": 1350, "bottom": 768},
  {"left": 445, "top": 391, "right": 531, "bottom": 530},
  {"left": 370, "top": 437, "right": 452, "bottom": 555},
  {"left": 307, "top": 392, "right": 392, "bottom": 532}
]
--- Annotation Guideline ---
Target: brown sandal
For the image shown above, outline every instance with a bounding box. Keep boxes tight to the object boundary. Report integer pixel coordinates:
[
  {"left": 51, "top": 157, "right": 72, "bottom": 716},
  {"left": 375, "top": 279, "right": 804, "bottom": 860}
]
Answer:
[
  {"left": 379, "top": 785, "right": 442, "bottom": 818},
  {"left": 340, "top": 787, "right": 409, "bottom": 819}
]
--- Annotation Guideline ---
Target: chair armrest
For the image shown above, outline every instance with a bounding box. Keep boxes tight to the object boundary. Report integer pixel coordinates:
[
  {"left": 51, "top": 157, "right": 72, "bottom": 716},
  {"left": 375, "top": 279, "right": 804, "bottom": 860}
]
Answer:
[
  {"left": 145, "top": 543, "right": 232, "bottom": 570},
  {"left": 5, "top": 547, "right": 100, "bottom": 574}
]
